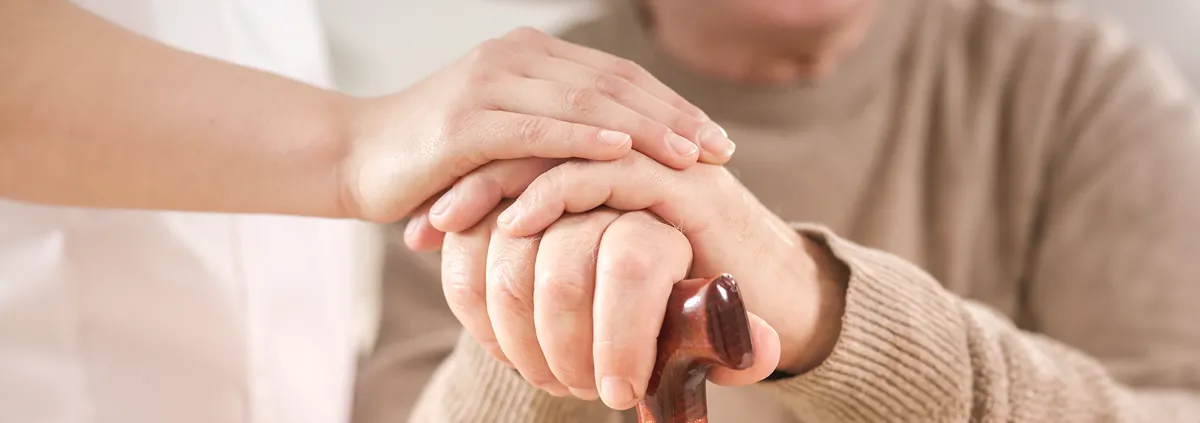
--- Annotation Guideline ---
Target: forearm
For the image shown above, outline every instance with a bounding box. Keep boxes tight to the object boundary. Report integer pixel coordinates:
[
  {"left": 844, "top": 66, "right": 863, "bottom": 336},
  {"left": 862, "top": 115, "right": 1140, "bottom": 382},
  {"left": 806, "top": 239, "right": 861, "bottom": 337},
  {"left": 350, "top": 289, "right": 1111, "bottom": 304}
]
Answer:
[
  {"left": 759, "top": 224, "right": 1200, "bottom": 422},
  {"left": 0, "top": 0, "right": 355, "bottom": 216}
]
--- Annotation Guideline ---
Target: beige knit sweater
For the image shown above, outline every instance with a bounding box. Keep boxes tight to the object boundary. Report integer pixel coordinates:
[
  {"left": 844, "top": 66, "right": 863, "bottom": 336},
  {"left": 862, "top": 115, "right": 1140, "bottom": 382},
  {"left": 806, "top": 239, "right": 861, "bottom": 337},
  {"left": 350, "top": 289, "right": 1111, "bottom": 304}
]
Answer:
[{"left": 352, "top": 0, "right": 1200, "bottom": 421}]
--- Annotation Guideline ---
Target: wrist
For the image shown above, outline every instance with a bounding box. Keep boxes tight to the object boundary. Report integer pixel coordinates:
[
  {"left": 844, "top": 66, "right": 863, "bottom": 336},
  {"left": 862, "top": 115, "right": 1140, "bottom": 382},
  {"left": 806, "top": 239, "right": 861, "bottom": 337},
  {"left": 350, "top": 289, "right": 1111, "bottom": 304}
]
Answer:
[
  {"left": 244, "top": 87, "right": 363, "bottom": 220},
  {"left": 776, "top": 234, "right": 849, "bottom": 375},
  {"left": 332, "top": 95, "right": 381, "bottom": 221}
]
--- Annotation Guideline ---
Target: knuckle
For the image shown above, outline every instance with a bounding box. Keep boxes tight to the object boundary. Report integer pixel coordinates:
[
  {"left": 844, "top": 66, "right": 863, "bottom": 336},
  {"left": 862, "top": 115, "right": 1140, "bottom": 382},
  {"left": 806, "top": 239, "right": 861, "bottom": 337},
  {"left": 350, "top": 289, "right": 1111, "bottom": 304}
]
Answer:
[
  {"left": 442, "top": 269, "right": 484, "bottom": 312},
  {"left": 488, "top": 245, "right": 537, "bottom": 306},
  {"left": 460, "top": 42, "right": 513, "bottom": 89},
  {"left": 464, "top": 38, "right": 507, "bottom": 65},
  {"left": 672, "top": 113, "right": 708, "bottom": 137},
  {"left": 441, "top": 105, "right": 477, "bottom": 133},
  {"left": 516, "top": 117, "right": 553, "bottom": 145},
  {"left": 494, "top": 265, "right": 531, "bottom": 302},
  {"left": 608, "top": 58, "right": 646, "bottom": 81},
  {"left": 540, "top": 160, "right": 588, "bottom": 193},
  {"left": 599, "top": 213, "right": 689, "bottom": 281},
  {"left": 537, "top": 272, "right": 593, "bottom": 313},
  {"left": 600, "top": 246, "right": 657, "bottom": 283},
  {"left": 592, "top": 74, "right": 629, "bottom": 99},
  {"left": 465, "top": 65, "right": 499, "bottom": 86},
  {"left": 466, "top": 171, "right": 506, "bottom": 206},
  {"left": 562, "top": 87, "right": 601, "bottom": 115},
  {"left": 504, "top": 26, "right": 545, "bottom": 42},
  {"left": 540, "top": 164, "right": 572, "bottom": 190}
]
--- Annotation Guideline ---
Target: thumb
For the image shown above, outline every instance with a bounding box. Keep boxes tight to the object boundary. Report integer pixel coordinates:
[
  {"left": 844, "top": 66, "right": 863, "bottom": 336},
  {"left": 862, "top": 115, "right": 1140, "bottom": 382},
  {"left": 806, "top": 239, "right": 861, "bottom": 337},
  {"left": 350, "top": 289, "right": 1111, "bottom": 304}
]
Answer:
[
  {"left": 403, "top": 211, "right": 446, "bottom": 252},
  {"left": 402, "top": 196, "right": 447, "bottom": 252},
  {"left": 706, "top": 312, "right": 780, "bottom": 386}
]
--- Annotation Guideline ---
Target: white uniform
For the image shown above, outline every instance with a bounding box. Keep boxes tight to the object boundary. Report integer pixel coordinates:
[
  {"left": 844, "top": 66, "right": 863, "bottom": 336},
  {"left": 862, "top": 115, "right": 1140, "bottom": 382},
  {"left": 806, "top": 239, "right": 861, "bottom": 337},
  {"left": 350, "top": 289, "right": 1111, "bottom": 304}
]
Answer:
[{"left": 0, "top": 2, "right": 363, "bottom": 423}]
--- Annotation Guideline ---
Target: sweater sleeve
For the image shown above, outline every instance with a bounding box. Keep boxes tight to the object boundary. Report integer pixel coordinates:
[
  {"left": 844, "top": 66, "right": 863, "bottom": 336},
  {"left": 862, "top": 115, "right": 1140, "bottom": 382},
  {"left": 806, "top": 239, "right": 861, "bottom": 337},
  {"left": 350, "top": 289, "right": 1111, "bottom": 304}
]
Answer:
[
  {"left": 350, "top": 227, "right": 467, "bottom": 423},
  {"left": 755, "top": 27, "right": 1200, "bottom": 423},
  {"left": 756, "top": 223, "right": 1199, "bottom": 421}
]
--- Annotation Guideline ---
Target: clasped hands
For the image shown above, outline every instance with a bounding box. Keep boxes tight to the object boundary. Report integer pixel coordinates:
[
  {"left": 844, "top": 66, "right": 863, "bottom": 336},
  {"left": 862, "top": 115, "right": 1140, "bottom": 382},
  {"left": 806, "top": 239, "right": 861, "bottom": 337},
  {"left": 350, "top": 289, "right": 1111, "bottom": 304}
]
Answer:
[{"left": 405, "top": 153, "right": 849, "bottom": 410}]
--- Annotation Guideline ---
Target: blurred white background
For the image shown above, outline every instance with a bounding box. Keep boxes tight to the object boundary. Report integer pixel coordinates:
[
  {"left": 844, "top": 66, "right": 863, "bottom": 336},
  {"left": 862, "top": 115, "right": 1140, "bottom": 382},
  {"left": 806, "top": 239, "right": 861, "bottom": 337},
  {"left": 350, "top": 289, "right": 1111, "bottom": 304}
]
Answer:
[
  {"left": 1083, "top": 0, "right": 1200, "bottom": 86},
  {"left": 319, "top": 0, "right": 602, "bottom": 97}
]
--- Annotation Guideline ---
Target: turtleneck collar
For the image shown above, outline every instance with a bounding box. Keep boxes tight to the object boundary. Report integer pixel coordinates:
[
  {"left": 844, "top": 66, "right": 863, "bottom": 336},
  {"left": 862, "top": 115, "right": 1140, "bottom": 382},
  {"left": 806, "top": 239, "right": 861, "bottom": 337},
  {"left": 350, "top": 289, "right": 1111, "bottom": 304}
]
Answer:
[{"left": 606, "top": 0, "right": 918, "bottom": 128}]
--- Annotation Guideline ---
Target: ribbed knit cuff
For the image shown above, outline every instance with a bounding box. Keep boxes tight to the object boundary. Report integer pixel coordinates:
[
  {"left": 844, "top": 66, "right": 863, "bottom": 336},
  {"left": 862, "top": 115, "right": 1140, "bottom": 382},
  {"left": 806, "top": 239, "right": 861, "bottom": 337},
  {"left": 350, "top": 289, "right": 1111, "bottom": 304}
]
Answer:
[
  {"left": 409, "top": 332, "right": 611, "bottom": 423},
  {"left": 756, "top": 223, "right": 974, "bottom": 422}
]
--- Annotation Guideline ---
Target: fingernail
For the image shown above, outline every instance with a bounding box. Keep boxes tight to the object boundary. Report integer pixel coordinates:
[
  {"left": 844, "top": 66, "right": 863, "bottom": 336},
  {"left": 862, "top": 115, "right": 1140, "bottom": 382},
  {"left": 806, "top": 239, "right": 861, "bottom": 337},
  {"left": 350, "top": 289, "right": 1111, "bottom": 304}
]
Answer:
[
  {"left": 430, "top": 189, "right": 454, "bottom": 216},
  {"left": 600, "top": 377, "right": 635, "bottom": 409},
  {"left": 569, "top": 387, "right": 600, "bottom": 401},
  {"left": 668, "top": 132, "right": 699, "bottom": 157},
  {"left": 403, "top": 217, "right": 419, "bottom": 238},
  {"left": 598, "top": 130, "right": 631, "bottom": 147},
  {"left": 497, "top": 206, "right": 518, "bottom": 226},
  {"left": 699, "top": 125, "right": 735, "bottom": 159}
]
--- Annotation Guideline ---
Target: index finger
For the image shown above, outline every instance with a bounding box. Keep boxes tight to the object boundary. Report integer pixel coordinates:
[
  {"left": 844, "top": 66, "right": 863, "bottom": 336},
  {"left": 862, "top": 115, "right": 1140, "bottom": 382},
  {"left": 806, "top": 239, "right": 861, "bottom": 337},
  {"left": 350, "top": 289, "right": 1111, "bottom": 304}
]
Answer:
[
  {"left": 426, "top": 158, "right": 561, "bottom": 234},
  {"left": 506, "top": 28, "right": 706, "bottom": 119}
]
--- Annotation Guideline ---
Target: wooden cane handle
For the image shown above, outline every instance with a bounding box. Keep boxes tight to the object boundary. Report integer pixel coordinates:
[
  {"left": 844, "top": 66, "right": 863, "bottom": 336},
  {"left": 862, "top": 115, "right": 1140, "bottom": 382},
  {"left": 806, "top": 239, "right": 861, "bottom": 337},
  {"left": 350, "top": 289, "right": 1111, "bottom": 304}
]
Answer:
[{"left": 634, "top": 274, "right": 755, "bottom": 423}]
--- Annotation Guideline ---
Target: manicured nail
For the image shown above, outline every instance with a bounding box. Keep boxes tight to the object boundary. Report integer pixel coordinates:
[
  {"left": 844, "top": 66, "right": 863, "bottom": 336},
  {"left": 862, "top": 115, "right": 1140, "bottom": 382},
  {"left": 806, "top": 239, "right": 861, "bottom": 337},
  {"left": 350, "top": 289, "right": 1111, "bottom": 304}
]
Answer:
[
  {"left": 598, "top": 130, "right": 631, "bottom": 147},
  {"left": 430, "top": 189, "right": 454, "bottom": 216},
  {"left": 600, "top": 377, "right": 635, "bottom": 409},
  {"left": 569, "top": 387, "right": 600, "bottom": 401},
  {"left": 668, "top": 132, "right": 699, "bottom": 157},
  {"left": 699, "top": 124, "right": 735, "bottom": 159},
  {"left": 497, "top": 205, "right": 518, "bottom": 226}
]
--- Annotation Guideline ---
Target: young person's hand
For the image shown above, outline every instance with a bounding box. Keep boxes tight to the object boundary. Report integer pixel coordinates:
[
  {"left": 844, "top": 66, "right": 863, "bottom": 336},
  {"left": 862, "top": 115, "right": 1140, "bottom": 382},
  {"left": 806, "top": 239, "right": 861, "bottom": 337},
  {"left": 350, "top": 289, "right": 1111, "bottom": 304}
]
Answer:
[
  {"left": 4, "top": 4, "right": 732, "bottom": 220},
  {"left": 341, "top": 28, "right": 735, "bottom": 222}
]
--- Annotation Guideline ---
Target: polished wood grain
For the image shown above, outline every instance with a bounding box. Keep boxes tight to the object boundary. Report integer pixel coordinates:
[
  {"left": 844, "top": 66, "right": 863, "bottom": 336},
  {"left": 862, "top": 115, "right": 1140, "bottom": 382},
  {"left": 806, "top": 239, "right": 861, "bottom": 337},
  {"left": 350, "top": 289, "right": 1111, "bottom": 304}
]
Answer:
[{"left": 635, "top": 274, "right": 755, "bottom": 423}]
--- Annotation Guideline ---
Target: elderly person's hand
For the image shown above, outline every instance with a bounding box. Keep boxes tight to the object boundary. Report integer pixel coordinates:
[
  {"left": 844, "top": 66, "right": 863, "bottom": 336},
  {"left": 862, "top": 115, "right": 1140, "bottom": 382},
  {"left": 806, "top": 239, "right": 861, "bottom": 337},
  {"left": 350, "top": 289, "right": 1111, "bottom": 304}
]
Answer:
[
  {"left": 439, "top": 203, "right": 780, "bottom": 410},
  {"left": 416, "top": 153, "right": 850, "bottom": 409}
]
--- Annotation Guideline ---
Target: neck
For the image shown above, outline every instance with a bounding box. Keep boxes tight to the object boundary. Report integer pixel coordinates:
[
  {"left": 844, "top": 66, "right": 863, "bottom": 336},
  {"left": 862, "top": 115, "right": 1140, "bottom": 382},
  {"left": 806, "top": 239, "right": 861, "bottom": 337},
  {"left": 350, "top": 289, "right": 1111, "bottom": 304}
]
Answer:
[{"left": 643, "top": 0, "right": 878, "bottom": 84}]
